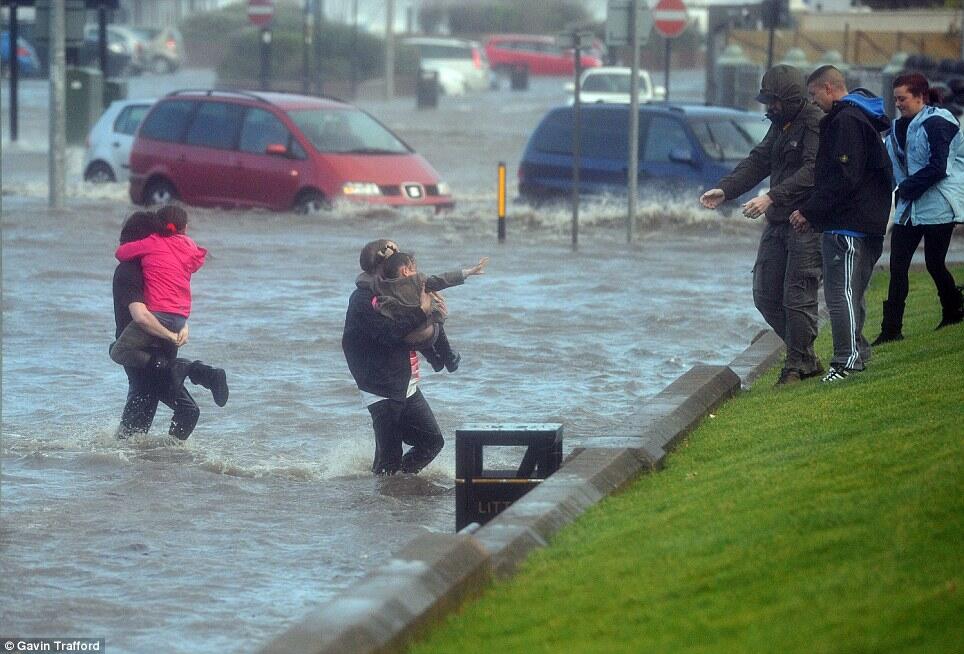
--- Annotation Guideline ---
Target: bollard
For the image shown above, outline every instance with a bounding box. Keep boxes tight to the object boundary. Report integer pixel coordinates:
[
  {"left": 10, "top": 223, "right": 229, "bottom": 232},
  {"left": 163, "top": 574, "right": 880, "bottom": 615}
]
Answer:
[
  {"left": 497, "top": 161, "right": 506, "bottom": 243},
  {"left": 510, "top": 64, "right": 529, "bottom": 91},
  {"left": 416, "top": 68, "right": 439, "bottom": 109},
  {"left": 455, "top": 423, "right": 563, "bottom": 531}
]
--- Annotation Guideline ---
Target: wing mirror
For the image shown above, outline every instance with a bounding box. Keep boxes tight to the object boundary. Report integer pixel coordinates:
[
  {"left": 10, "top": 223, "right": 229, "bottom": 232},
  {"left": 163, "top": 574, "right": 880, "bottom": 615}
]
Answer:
[{"left": 265, "top": 143, "right": 289, "bottom": 157}]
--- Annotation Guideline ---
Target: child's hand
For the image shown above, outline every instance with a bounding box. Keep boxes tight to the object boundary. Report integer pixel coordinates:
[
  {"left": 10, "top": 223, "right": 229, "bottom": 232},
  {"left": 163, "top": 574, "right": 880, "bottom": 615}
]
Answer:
[{"left": 465, "top": 256, "right": 490, "bottom": 277}]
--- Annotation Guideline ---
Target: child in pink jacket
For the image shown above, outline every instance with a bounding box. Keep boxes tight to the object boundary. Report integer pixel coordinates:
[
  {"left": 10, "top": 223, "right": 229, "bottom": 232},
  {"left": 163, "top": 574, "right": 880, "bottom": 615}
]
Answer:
[{"left": 109, "top": 205, "right": 207, "bottom": 370}]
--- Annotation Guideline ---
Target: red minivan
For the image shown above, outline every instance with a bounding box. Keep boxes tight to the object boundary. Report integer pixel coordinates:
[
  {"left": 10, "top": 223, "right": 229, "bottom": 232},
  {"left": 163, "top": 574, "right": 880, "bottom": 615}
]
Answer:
[
  {"left": 129, "top": 90, "right": 454, "bottom": 212},
  {"left": 484, "top": 34, "right": 602, "bottom": 76}
]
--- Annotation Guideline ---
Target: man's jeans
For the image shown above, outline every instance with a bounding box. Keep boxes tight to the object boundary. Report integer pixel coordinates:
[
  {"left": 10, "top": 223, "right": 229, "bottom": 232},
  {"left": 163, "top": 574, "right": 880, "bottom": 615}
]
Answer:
[
  {"left": 368, "top": 389, "right": 444, "bottom": 475},
  {"left": 753, "top": 221, "right": 823, "bottom": 373},
  {"left": 822, "top": 232, "right": 884, "bottom": 371}
]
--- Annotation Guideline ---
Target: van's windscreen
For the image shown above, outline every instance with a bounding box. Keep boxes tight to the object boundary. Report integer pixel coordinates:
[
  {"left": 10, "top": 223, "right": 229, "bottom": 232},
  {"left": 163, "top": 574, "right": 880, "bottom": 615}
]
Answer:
[
  {"left": 691, "top": 118, "right": 769, "bottom": 161},
  {"left": 287, "top": 109, "right": 411, "bottom": 154}
]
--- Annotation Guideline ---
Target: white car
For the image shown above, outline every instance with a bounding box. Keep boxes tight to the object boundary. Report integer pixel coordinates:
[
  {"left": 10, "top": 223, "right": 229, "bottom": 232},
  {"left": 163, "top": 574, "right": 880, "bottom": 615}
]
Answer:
[
  {"left": 566, "top": 66, "right": 666, "bottom": 105},
  {"left": 83, "top": 98, "right": 155, "bottom": 183},
  {"left": 402, "top": 37, "right": 492, "bottom": 96}
]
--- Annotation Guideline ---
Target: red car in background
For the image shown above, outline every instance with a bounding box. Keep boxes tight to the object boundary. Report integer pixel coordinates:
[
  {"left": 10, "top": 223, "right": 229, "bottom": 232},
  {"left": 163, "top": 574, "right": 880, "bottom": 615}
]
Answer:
[
  {"left": 484, "top": 34, "right": 602, "bottom": 76},
  {"left": 129, "top": 90, "right": 453, "bottom": 213}
]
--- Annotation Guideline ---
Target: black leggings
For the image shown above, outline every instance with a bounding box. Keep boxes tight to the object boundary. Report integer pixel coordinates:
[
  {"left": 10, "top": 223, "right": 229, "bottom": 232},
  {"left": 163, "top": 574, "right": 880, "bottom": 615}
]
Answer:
[{"left": 887, "top": 222, "right": 958, "bottom": 306}]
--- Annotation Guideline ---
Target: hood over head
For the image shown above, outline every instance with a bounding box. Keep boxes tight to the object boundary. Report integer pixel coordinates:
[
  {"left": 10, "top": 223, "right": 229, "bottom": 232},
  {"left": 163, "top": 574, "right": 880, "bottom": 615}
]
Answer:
[
  {"left": 841, "top": 88, "right": 891, "bottom": 132},
  {"left": 756, "top": 64, "right": 807, "bottom": 115}
]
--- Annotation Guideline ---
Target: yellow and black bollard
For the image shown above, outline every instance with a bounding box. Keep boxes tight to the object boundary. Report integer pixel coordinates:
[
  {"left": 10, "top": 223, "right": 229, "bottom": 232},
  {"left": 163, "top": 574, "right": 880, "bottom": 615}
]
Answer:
[{"left": 497, "top": 161, "right": 507, "bottom": 243}]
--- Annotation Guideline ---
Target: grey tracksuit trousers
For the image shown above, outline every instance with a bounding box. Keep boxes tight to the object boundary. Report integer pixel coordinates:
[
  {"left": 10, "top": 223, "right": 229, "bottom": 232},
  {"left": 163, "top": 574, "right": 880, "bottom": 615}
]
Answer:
[
  {"left": 753, "top": 222, "right": 823, "bottom": 374},
  {"left": 821, "top": 232, "right": 884, "bottom": 371}
]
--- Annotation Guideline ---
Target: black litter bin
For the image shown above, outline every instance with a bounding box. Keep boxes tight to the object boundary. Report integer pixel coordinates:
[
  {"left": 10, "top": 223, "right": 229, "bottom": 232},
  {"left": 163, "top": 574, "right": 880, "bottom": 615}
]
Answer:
[
  {"left": 510, "top": 65, "right": 529, "bottom": 91},
  {"left": 416, "top": 68, "right": 439, "bottom": 109},
  {"left": 455, "top": 423, "right": 563, "bottom": 531}
]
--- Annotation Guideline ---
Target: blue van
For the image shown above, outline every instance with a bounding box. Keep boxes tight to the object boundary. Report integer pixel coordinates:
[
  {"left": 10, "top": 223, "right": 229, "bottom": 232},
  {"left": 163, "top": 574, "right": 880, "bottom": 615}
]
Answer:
[{"left": 518, "top": 103, "right": 770, "bottom": 204}]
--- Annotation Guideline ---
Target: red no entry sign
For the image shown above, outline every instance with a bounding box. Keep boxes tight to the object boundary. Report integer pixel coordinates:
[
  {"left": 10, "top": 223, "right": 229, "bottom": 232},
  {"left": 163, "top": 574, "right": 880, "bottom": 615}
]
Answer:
[
  {"left": 653, "top": 0, "right": 688, "bottom": 38},
  {"left": 248, "top": 0, "right": 274, "bottom": 28}
]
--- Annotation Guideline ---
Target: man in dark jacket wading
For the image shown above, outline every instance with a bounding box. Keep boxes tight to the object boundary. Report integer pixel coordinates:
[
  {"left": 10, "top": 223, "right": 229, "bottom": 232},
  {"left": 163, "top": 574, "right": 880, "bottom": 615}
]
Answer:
[
  {"left": 790, "top": 65, "right": 894, "bottom": 382},
  {"left": 701, "top": 64, "right": 824, "bottom": 385}
]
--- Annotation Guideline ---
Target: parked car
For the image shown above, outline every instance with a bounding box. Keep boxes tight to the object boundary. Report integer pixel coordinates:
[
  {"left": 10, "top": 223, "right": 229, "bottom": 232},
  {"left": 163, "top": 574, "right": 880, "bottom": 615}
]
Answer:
[
  {"left": 84, "top": 98, "right": 156, "bottom": 183},
  {"left": 566, "top": 67, "right": 666, "bottom": 104},
  {"left": 130, "top": 26, "right": 183, "bottom": 74},
  {"left": 518, "top": 103, "right": 769, "bottom": 204},
  {"left": 1, "top": 31, "right": 41, "bottom": 77},
  {"left": 129, "top": 90, "right": 454, "bottom": 212},
  {"left": 401, "top": 37, "right": 491, "bottom": 95},
  {"left": 82, "top": 24, "right": 148, "bottom": 75},
  {"left": 484, "top": 34, "right": 602, "bottom": 76}
]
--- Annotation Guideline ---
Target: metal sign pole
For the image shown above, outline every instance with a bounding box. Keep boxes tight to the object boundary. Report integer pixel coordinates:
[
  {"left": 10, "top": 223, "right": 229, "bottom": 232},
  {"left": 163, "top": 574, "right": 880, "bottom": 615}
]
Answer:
[
  {"left": 9, "top": 1, "right": 19, "bottom": 142},
  {"left": 48, "top": 0, "right": 66, "bottom": 209},
  {"left": 571, "top": 38, "right": 582, "bottom": 252},
  {"left": 260, "top": 28, "right": 271, "bottom": 90},
  {"left": 627, "top": 0, "right": 640, "bottom": 244}
]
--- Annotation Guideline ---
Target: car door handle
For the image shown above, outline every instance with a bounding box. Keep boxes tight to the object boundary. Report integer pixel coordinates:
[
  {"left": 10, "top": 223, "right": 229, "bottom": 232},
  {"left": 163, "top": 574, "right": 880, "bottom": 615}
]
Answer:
[{"left": 177, "top": 154, "right": 186, "bottom": 161}]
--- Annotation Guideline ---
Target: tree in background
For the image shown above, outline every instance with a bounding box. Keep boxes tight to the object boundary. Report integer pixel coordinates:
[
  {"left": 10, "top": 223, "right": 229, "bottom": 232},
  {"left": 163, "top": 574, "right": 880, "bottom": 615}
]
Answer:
[{"left": 178, "top": 0, "right": 416, "bottom": 87}]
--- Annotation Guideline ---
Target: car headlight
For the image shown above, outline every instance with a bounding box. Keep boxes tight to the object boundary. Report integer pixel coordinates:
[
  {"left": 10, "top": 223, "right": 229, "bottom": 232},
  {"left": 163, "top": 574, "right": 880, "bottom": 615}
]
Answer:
[
  {"left": 342, "top": 182, "right": 381, "bottom": 196},
  {"left": 436, "top": 181, "right": 451, "bottom": 196}
]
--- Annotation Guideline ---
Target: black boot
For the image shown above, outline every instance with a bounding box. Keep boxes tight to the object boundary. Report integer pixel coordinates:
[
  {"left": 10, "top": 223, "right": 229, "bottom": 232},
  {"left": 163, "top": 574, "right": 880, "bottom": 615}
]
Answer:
[
  {"left": 421, "top": 348, "right": 445, "bottom": 372},
  {"left": 149, "top": 355, "right": 192, "bottom": 391},
  {"left": 872, "top": 300, "right": 905, "bottom": 345},
  {"left": 187, "top": 361, "right": 229, "bottom": 407},
  {"left": 936, "top": 285, "right": 964, "bottom": 330}
]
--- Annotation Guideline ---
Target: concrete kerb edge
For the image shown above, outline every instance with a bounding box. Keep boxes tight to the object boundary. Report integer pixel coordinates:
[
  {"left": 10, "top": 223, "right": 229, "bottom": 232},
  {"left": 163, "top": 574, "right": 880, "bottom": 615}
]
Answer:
[
  {"left": 255, "top": 533, "right": 491, "bottom": 654},
  {"left": 255, "top": 332, "right": 786, "bottom": 654}
]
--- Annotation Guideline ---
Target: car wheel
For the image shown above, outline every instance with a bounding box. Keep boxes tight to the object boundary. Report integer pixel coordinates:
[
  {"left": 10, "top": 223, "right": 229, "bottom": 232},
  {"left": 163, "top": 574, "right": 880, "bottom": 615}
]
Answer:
[
  {"left": 294, "top": 190, "right": 330, "bottom": 214},
  {"left": 145, "top": 179, "right": 177, "bottom": 205},
  {"left": 84, "top": 161, "right": 116, "bottom": 184},
  {"left": 151, "top": 57, "right": 172, "bottom": 75}
]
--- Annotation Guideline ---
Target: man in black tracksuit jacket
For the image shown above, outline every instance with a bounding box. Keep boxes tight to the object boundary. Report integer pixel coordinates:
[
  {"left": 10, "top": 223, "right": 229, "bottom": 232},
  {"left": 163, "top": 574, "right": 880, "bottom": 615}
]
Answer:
[
  {"left": 701, "top": 64, "right": 824, "bottom": 385},
  {"left": 342, "top": 240, "right": 444, "bottom": 475},
  {"left": 790, "top": 65, "right": 894, "bottom": 382}
]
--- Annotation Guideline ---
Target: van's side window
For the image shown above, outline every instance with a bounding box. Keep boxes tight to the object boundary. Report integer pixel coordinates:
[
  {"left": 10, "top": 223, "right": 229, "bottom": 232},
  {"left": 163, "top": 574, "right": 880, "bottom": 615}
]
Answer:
[
  {"left": 239, "top": 108, "right": 301, "bottom": 158},
  {"left": 138, "top": 100, "right": 194, "bottom": 142},
  {"left": 643, "top": 116, "right": 691, "bottom": 163},
  {"left": 184, "top": 101, "right": 245, "bottom": 150}
]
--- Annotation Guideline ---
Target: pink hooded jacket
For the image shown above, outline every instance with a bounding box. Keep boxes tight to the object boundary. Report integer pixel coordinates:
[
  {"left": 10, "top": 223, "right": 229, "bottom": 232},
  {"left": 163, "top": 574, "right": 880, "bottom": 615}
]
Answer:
[{"left": 115, "top": 233, "right": 207, "bottom": 317}]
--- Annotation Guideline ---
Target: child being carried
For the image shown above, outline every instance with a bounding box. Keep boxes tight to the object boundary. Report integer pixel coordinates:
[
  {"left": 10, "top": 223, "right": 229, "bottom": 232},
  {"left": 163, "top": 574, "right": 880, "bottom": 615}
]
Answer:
[{"left": 372, "top": 252, "right": 488, "bottom": 372}]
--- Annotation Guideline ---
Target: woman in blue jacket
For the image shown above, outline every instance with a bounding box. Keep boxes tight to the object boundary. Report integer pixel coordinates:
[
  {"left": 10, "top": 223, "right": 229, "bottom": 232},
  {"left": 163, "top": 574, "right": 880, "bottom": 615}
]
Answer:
[{"left": 875, "top": 72, "right": 964, "bottom": 343}]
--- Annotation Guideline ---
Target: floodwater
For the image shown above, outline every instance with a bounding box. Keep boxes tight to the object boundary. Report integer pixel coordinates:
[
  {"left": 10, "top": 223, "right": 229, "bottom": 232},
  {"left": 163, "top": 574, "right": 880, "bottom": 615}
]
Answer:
[{"left": 0, "top": 68, "right": 909, "bottom": 652}]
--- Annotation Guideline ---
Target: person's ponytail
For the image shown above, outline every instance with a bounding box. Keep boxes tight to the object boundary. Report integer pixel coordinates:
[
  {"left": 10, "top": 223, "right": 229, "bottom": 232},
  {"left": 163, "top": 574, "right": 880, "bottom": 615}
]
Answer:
[{"left": 926, "top": 87, "right": 944, "bottom": 106}]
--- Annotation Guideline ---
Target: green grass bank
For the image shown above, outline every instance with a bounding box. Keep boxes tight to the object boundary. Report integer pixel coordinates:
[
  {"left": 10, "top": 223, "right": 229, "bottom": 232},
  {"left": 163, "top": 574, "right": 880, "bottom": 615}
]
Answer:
[{"left": 411, "top": 266, "right": 964, "bottom": 654}]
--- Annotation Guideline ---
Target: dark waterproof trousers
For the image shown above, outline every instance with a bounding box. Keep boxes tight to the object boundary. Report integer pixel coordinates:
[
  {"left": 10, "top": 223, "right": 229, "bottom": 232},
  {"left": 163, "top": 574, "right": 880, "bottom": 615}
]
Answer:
[
  {"left": 886, "top": 222, "right": 958, "bottom": 310},
  {"left": 753, "top": 222, "right": 824, "bottom": 374},
  {"left": 368, "top": 389, "right": 444, "bottom": 475},
  {"left": 117, "top": 366, "right": 199, "bottom": 440},
  {"left": 822, "top": 232, "right": 884, "bottom": 371}
]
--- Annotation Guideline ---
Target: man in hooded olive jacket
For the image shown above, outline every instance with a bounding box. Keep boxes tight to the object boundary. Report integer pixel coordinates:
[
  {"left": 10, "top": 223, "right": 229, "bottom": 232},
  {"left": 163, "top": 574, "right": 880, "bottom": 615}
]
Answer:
[{"left": 700, "top": 64, "right": 825, "bottom": 385}]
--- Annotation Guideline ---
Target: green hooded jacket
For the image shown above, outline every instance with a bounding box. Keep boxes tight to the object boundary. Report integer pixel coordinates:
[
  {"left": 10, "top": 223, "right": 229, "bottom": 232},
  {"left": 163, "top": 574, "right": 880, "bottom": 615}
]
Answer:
[{"left": 718, "top": 64, "right": 822, "bottom": 224}]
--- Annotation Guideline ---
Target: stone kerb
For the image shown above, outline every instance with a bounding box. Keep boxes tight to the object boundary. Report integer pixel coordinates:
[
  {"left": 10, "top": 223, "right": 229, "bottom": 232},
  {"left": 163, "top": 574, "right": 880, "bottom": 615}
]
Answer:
[
  {"left": 256, "top": 333, "right": 780, "bottom": 653},
  {"left": 255, "top": 533, "right": 490, "bottom": 654},
  {"left": 727, "top": 329, "right": 785, "bottom": 387}
]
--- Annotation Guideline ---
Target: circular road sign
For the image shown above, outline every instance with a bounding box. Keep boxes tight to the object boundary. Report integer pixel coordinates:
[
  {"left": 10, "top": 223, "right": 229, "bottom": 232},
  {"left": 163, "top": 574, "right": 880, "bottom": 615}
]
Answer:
[
  {"left": 248, "top": 0, "right": 275, "bottom": 28},
  {"left": 653, "top": 0, "right": 688, "bottom": 38}
]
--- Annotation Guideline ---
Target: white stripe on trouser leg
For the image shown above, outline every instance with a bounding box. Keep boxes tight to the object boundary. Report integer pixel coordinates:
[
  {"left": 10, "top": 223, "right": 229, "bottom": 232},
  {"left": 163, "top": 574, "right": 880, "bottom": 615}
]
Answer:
[{"left": 843, "top": 236, "right": 859, "bottom": 369}]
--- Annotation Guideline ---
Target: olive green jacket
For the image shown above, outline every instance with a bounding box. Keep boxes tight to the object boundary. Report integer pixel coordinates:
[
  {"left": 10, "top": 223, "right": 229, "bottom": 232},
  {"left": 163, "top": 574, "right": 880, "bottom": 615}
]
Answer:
[{"left": 718, "top": 65, "right": 822, "bottom": 224}]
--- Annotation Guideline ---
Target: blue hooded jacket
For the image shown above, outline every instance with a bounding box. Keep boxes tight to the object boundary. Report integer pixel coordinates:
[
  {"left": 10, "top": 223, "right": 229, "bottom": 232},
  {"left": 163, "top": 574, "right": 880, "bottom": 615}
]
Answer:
[{"left": 800, "top": 88, "right": 894, "bottom": 236}]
